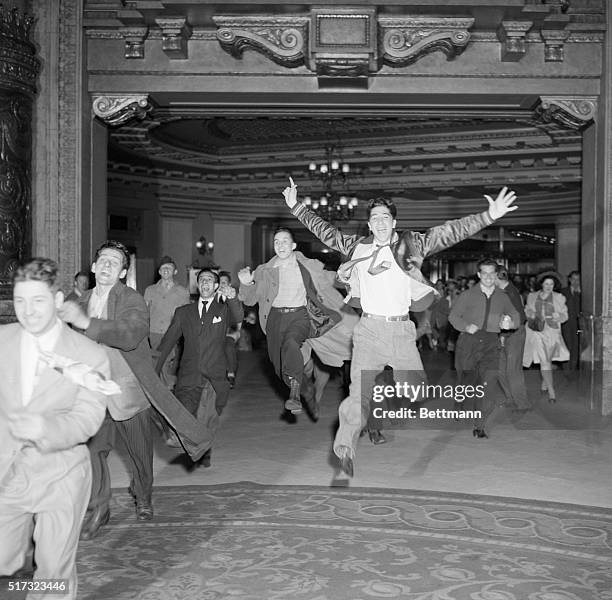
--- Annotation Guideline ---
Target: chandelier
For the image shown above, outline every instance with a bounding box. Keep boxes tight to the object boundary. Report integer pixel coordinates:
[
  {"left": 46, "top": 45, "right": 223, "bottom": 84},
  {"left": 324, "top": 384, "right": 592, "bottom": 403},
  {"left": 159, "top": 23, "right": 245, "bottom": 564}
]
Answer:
[{"left": 303, "top": 144, "right": 359, "bottom": 221}]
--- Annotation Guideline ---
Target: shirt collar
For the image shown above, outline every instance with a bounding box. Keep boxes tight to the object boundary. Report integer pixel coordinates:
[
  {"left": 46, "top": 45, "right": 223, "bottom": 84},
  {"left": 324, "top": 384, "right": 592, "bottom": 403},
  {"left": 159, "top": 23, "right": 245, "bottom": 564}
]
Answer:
[{"left": 22, "top": 317, "right": 62, "bottom": 353}]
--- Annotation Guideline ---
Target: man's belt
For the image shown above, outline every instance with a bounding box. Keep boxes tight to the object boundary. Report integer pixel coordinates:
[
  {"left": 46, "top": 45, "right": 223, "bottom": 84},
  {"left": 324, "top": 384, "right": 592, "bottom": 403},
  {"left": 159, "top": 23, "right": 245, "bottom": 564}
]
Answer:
[
  {"left": 362, "top": 312, "right": 410, "bottom": 322},
  {"left": 271, "top": 306, "right": 305, "bottom": 313}
]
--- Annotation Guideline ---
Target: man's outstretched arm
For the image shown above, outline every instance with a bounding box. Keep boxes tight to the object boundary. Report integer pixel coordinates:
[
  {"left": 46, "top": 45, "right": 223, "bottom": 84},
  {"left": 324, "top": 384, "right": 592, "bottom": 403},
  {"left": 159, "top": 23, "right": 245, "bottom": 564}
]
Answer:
[
  {"left": 283, "top": 177, "right": 359, "bottom": 258},
  {"left": 416, "top": 187, "right": 518, "bottom": 258}
]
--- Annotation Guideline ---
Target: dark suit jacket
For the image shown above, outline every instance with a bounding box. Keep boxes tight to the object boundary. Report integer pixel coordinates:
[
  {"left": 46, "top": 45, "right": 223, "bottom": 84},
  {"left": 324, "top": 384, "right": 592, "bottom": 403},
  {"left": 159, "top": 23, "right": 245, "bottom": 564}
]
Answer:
[
  {"left": 156, "top": 297, "right": 242, "bottom": 390},
  {"left": 77, "top": 282, "right": 215, "bottom": 459},
  {"left": 561, "top": 286, "right": 581, "bottom": 325}
]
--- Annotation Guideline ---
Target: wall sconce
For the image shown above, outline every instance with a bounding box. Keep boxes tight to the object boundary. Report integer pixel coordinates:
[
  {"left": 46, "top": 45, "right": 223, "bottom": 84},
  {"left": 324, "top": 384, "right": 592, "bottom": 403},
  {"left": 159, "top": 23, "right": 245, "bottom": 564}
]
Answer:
[{"left": 195, "top": 236, "right": 214, "bottom": 255}]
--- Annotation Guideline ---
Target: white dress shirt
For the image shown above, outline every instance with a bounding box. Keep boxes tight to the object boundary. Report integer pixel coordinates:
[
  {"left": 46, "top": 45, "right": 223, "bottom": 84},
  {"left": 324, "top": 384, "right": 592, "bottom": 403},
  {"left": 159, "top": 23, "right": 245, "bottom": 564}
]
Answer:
[
  {"left": 21, "top": 318, "right": 62, "bottom": 406},
  {"left": 354, "top": 244, "right": 412, "bottom": 315}
]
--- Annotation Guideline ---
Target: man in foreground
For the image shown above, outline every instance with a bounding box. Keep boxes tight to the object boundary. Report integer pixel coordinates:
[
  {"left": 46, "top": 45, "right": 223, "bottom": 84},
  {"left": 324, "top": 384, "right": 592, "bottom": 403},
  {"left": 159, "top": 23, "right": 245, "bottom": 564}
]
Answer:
[
  {"left": 60, "top": 241, "right": 216, "bottom": 539},
  {"left": 450, "top": 259, "right": 521, "bottom": 438},
  {"left": 284, "top": 178, "right": 518, "bottom": 475},
  {"left": 238, "top": 227, "right": 340, "bottom": 416},
  {"left": 0, "top": 258, "right": 111, "bottom": 599},
  {"left": 156, "top": 268, "right": 242, "bottom": 467}
]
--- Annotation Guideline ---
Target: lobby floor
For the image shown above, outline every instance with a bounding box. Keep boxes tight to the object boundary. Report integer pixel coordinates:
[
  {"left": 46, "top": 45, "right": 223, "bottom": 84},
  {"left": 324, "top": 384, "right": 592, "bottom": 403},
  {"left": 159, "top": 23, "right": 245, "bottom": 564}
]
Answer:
[{"left": 108, "top": 349, "right": 612, "bottom": 509}]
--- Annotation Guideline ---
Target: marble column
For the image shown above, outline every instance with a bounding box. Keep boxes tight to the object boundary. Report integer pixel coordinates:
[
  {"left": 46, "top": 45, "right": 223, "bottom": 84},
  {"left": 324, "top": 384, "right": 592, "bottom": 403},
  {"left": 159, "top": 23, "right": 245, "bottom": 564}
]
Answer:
[{"left": 0, "top": 6, "right": 40, "bottom": 320}]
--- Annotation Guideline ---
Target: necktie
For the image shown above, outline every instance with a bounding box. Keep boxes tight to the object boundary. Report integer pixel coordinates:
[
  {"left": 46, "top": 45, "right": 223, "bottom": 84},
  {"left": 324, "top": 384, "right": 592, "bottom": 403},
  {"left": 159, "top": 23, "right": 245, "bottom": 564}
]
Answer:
[
  {"left": 338, "top": 244, "right": 390, "bottom": 282},
  {"left": 367, "top": 244, "right": 391, "bottom": 275}
]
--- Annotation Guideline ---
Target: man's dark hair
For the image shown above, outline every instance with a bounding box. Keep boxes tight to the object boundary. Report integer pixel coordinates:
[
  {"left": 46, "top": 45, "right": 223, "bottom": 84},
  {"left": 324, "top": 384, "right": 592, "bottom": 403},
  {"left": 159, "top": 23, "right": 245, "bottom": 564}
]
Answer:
[
  {"left": 497, "top": 266, "right": 509, "bottom": 280},
  {"left": 74, "top": 270, "right": 89, "bottom": 281},
  {"left": 367, "top": 197, "right": 397, "bottom": 220},
  {"left": 94, "top": 240, "right": 131, "bottom": 271},
  {"left": 273, "top": 227, "right": 294, "bottom": 242},
  {"left": 197, "top": 268, "right": 220, "bottom": 285},
  {"left": 159, "top": 255, "right": 176, "bottom": 269},
  {"left": 568, "top": 270, "right": 580, "bottom": 279},
  {"left": 477, "top": 258, "right": 499, "bottom": 273},
  {"left": 219, "top": 270, "right": 231, "bottom": 283},
  {"left": 14, "top": 258, "right": 61, "bottom": 292}
]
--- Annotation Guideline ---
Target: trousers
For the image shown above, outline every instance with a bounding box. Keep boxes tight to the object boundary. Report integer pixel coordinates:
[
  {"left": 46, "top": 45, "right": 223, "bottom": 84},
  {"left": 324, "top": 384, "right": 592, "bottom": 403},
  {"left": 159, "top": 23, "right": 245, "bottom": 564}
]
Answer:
[
  {"left": 87, "top": 408, "right": 154, "bottom": 510},
  {"left": 333, "top": 317, "right": 423, "bottom": 459}
]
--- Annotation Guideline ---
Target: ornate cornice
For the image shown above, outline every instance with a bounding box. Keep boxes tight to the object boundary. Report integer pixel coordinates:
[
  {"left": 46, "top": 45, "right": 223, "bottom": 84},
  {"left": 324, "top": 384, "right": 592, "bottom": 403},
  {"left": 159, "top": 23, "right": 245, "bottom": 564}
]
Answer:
[
  {"left": 0, "top": 6, "right": 40, "bottom": 97},
  {"left": 535, "top": 96, "right": 597, "bottom": 130},
  {"left": 92, "top": 94, "right": 153, "bottom": 126},
  {"left": 214, "top": 11, "right": 474, "bottom": 86}
]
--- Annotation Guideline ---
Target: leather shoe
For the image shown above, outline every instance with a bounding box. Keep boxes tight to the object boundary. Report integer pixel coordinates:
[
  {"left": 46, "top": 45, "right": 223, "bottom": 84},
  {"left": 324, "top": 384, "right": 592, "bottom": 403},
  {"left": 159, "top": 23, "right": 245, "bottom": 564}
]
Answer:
[
  {"left": 136, "top": 499, "right": 153, "bottom": 521},
  {"left": 368, "top": 429, "right": 387, "bottom": 445},
  {"left": 284, "top": 398, "right": 302, "bottom": 413},
  {"left": 80, "top": 505, "right": 110, "bottom": 540},
  {"left": 339, "top": 455, "right": 354, "bottom": 477},
  {"left": 200, "top": 449, "right": 212, "bottom": 468},
  {"left": 337, "top": 446, "right": 354, "bottom": 477}
]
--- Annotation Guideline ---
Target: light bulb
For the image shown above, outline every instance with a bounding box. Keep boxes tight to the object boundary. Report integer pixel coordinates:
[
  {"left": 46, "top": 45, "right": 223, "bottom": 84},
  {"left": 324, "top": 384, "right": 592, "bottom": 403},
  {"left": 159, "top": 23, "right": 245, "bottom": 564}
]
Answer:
[
  {"left": 339, "top": 196, "right": 348, "bottom": 205},
  {"left": 320, "top": 197, "right": 328, "bottom": 206},
  {"left": 308, "top": 162, "right": 317, "bottom": 171},
  {"left": 342, "top": 163, "right": 350, "bottom": 173},
  {"left": 320, "top": 164, "right": 328, "bottom": 174},
  {"left": 331, "top": 159, "right": 339, "bottom": 171},
  {"left": 304, "top": 196, "right": 312, "bottom": 205}
]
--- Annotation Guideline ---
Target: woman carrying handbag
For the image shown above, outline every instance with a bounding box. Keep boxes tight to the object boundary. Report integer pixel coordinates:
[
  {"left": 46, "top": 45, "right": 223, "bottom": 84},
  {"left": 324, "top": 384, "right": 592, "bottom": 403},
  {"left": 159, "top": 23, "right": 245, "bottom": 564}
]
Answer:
[{"left": 523, "top": 272, "right": 570, "bottom": 402}]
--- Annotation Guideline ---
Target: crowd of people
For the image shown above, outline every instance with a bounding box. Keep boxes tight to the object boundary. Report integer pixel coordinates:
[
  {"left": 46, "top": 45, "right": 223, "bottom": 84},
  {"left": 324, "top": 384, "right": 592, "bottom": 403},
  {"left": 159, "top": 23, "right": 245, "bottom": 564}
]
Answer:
[{"left": 0, "top": 180, "right": 584, "bottom": 598}]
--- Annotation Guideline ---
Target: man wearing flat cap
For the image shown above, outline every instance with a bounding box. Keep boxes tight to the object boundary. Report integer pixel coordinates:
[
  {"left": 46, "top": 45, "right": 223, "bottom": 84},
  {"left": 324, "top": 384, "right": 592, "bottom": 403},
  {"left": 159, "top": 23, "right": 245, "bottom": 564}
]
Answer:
[{"left": 284, "top": 178, "right": 518, "bottom": 476}]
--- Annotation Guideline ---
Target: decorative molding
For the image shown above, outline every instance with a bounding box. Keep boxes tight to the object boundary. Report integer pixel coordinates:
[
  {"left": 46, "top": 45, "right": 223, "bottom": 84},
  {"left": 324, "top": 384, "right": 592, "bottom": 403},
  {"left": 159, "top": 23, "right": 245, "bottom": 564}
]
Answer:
[
  {"left": 155, "top": 17, "right": 192, "bottom": 59},
  {"left": 214, "top": 13, "right": 474, "bottom": 85},
  {"left": 0, "top": 6, "right": 39, "bottom": 299},
  {"left": 119, "top": 26, "right": 148, "bottom": 59},
  {"left": 379, "top": 17, "right": 473, "bottom": 67},
  {"left": 536, "top": 96, "right": 597, "bottom": 130},
  {"left": 56, "top": 0, "right": 82, "bottom": 289},
  {"left": 92, "top": 94, "right": 153, "bottom": 126},
  {"left": 309, "top": 8, "right": 376, "bottom": 84},
  {"left": 214, "top": 16, "right": 309, "bottom": 68},
  {"left": 497, "top": 20, "right": 533, "bottom": 61},
  {"left": 0, "top": 5, "right": 40, "bottom": 97}
]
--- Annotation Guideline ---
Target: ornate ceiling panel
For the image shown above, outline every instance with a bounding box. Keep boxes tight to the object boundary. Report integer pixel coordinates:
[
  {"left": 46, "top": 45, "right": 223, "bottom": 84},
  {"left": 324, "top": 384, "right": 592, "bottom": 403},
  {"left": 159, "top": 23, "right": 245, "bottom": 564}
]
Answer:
[{"left": 107, "top": 109, "right": 583, "bottom": 224}]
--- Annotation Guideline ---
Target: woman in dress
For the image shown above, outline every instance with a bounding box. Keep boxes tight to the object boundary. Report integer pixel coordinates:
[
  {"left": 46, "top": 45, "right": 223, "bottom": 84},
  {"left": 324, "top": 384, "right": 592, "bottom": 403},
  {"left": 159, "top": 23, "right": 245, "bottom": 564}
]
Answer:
[{"left": 523, "top": 273, "right": 569, "bottom": 402}]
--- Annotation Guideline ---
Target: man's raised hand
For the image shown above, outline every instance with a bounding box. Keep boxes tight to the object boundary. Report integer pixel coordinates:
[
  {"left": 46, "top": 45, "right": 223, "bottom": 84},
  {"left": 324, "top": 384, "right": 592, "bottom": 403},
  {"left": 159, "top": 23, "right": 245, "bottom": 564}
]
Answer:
[
  {"left": 238, "top": 267, "right": 254, "bottom": 286},
  {"left": 486, "top": 186, "right": 518, "bottom": 220},
  {"left": 282, "top": 177, "right": 298, "bottom": 209}
]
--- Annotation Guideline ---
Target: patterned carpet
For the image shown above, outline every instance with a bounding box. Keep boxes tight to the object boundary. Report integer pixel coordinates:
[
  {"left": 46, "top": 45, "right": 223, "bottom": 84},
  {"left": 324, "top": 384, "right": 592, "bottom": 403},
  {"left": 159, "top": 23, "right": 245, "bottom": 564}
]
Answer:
[{"left": 75, "top": 483, "right": 612, "bottom": 600}]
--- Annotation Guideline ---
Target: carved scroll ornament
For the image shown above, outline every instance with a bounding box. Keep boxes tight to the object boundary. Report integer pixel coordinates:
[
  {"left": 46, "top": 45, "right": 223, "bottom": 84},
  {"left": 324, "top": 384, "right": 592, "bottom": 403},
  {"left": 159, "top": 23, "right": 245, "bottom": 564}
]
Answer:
[
  {"left": 92, "top": 95, "right": 153, "bottom": 127},
  {"left": 536, "top": 97, "right": 597, "bottom": 130},
  {"left": 214, "top": 12, "right": 474, "bottom": 81},
  {"left": 214, "top": 16, "right": 309, "bottom": 68},
  {"left": 379, "top": 17, "right": 474, "bottom": 67}
]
